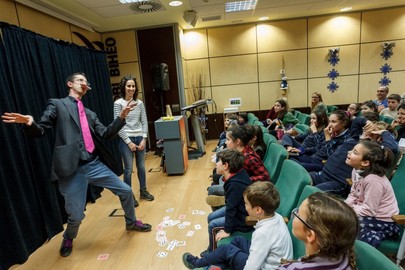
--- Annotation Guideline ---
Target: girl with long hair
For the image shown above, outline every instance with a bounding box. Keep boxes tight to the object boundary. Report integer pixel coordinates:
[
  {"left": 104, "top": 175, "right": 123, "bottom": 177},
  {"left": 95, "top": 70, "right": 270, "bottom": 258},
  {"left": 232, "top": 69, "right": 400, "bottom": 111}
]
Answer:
[
  {"left": 282, "top": 110, "right": 329, "bottom": 156},
  {"left": 277, "top": 192, "right": 358, "bottom": 270},
  {"left": 345, "top": 140, "right": 400, "bottom": 247}
]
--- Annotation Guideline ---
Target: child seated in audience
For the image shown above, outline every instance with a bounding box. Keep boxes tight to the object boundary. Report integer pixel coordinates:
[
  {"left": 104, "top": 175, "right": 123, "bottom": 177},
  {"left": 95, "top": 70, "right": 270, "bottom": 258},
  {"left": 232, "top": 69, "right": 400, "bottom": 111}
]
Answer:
[
  {"left": 345, "top": 140, "right": 400, "bottom": 247},
  {"left": 282, "top": 110, "right": 328, "bottom": 156},
  {"left": 292, "top": 110, "right": 351, "bottom": 172},
  {"left": 310, "top": 113, "right": 398, "bottom": 198},
  {"left": 347, "top": 103, "right": 361, "bottom": 119},
  {"left": 360, "top": 100, "right": 378, "bottom": 115},
  {"left": 238, "top": 112, "right": 248, "bottom": 127},
  {"left": 391, "top": 103, "right": 405, "bottom": 141},
  {"left": 207, "top": 125, "right": 270, "bottom": 209},
  {"left": 183, "top": 181, "right": 293, "bottom": 270},
  {"left": 276, "top": 192, "right": 358, "bottom": 270},
  {"left": 213, "top": 113, "right": 238, "bottom": 153},
  {"left": 247, "top": 125, "right": 267, "bottom": 160},
  {"left": 203, "top": 149, "right": 254, "bottom": 255},
  {"left": 380, "top": 93, "right": 401, "bottom": 120}
]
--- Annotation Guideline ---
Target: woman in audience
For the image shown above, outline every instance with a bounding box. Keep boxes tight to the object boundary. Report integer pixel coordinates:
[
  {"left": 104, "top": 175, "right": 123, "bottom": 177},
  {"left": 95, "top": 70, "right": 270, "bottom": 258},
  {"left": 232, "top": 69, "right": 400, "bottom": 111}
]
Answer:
[
  {"left": 262, "top": 97, "right": 288, "bottom": 127},
  {"left": 267, "top": 99, "right": 299, "bottom": 138},
  {"left": 282, "top": 110, "right": 328, "bottom": 156},
  {"left": 310, "top": 92, "right": 327, "bottom": 113},
  {"left": 292, "top": 110, "right": 351, "bottom": 172},
  {"left": 277, "top": 192, "right": 358, "bottom": 270},
  {"left": 345, "top": 140, "right": 400, "bottom": 248}
]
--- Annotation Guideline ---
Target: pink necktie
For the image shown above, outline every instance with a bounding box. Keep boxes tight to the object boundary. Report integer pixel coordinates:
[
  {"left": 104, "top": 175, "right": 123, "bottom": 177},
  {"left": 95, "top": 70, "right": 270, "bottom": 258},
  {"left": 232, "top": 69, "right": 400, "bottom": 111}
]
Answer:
[{"left": 77, "top": 99, "right": 95, "bottom": 153}]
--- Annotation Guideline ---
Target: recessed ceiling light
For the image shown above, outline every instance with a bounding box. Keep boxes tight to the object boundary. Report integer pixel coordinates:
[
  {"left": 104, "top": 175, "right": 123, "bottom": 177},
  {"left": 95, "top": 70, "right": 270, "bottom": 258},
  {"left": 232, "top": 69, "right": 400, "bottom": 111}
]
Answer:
[
  {"left": 340, "top": 7, "right": 352, "bottom": 12},
  {"left": 119, "top": 0, "right": 142, "bottom": 3},
  {"left": 169, "top": 1, "right": 183, "bottom": 7},
  {"left": 259, "top": 16, "right": 269, "bottom": 21},
  {"left": 226, "top": 0, "right": 257, "bottom": 13}
]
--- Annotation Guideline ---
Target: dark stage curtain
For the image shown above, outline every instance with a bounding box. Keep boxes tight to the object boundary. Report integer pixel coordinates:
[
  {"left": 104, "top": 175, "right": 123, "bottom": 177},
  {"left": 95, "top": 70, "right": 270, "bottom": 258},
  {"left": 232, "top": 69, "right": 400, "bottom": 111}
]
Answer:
[{"left": 0, "top": 22, "right": 118, "bottom": 269}]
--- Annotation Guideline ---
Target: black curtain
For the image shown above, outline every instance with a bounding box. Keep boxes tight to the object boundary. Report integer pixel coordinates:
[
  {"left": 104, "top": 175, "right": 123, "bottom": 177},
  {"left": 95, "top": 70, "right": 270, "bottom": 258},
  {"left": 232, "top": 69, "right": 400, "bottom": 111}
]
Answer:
[{"left": 0, "top": 22, "right": 118, "bottom": 269}]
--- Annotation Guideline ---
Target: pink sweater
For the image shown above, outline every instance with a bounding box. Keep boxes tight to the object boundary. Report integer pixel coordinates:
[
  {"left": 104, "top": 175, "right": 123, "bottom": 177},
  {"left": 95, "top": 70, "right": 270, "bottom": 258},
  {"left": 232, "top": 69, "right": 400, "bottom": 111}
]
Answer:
[{"left": 345, "top": 169, "right": 399, "bottom": 222}]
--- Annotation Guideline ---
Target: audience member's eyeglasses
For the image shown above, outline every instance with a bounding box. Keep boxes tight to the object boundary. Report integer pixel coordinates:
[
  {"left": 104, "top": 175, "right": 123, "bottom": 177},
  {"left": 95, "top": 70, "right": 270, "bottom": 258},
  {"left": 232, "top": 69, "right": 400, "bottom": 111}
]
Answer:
[{"left": 291, "top": 208, "right": 315, "bottom": 231}]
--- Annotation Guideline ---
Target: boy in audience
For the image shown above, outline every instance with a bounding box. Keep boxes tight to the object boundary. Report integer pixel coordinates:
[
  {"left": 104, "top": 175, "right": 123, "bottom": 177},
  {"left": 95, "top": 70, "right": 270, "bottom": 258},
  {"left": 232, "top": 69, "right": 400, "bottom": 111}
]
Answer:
[
  {"left": 203, "top": 149, "right": 254, "bottom": 255},
  {"left": 380, "top": 93, "right": 401, "bottom": 119},
  {"left": 213, "top": 113, "right": 238, "bottom": 153},
  {"left": 183, "top": 181, "right": 293, "bottom": 270}
]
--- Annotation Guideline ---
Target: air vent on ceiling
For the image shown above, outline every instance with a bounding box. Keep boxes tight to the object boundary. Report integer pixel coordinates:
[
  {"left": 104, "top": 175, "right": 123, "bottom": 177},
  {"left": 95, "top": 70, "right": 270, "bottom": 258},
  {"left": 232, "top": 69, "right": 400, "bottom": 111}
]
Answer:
[
  {"left": 129, "top": 1, "right": 162, "bottom": 13},
  {"left": 201, "top": 15, "right": 222, "bottom": 22}
]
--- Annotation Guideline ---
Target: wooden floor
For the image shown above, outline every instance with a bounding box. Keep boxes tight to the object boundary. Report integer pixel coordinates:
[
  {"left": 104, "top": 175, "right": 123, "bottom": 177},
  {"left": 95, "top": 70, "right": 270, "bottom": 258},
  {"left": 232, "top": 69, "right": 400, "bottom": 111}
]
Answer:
[{"left": 11, "top": 140, "right": 218, "bottom": 270}]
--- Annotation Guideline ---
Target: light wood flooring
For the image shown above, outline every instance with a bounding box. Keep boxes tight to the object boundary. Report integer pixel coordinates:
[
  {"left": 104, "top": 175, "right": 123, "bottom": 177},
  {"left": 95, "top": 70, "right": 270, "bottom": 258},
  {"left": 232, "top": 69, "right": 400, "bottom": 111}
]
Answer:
[{"left": 11, "top": 140, "right": 218, "bottom": 270}]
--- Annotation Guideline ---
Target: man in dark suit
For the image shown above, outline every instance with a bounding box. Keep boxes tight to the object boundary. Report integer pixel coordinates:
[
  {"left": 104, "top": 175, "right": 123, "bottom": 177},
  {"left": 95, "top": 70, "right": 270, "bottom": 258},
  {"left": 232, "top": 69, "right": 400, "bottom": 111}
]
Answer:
[{"left": 2, "top": 72, "right": 151, "bottom": 257}]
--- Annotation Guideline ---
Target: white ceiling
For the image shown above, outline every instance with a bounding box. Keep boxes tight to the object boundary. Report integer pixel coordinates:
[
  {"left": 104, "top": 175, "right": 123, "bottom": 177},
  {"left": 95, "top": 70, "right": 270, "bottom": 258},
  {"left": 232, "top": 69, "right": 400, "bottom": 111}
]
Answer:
[{"left": 20, "top": 0, "right": 405, "bottom": 32}]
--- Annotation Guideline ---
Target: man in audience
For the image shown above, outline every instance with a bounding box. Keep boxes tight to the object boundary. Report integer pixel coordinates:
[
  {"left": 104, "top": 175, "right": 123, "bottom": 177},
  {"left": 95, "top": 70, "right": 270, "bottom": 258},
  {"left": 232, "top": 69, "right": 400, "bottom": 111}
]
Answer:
[{"left": 374, "top": 86, "right": 389, "bottom": 112}]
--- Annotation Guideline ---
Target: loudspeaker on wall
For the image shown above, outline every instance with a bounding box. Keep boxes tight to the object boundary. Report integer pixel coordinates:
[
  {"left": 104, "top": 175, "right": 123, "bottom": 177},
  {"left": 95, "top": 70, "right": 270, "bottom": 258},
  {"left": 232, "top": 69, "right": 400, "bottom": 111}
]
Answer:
[
  {"left": 183, "top": 10, "right": 198, "bottom": 27},
  {"left": 151, "top": 63, "right": 170, "bottom": 91}
]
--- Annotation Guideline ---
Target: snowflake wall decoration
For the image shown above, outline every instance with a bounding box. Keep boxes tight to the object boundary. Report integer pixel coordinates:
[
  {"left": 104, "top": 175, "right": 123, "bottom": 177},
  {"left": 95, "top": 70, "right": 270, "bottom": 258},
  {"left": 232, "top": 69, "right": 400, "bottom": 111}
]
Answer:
[
  {"left": 380, "top": 63, "right": 392, "bottom": 75},
  {"left": 380, "top": 42, "right": 395, "bottom": 60},
  {"left": 327, "top": 69, "right": 340, "bottom": 80},
  {"left": 328, "top": 48, "right": 340, "bottom": 66},
  {"left": 379, "top": 76, "right": 391, "bottom": 86},
  {"left": 327, "top": 81, "right": 339, "bottom": 93}
]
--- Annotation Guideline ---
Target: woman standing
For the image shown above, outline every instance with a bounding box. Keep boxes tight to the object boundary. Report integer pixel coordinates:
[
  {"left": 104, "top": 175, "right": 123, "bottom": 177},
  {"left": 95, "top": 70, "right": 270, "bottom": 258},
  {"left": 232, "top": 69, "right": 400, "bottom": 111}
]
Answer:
[{"left": 114, "top": 74, "right": 154, "bottom": 207}]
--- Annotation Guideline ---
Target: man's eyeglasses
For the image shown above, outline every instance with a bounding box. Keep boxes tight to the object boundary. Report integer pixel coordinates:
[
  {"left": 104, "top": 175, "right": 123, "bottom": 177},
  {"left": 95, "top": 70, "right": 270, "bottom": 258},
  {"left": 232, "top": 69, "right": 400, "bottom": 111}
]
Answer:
[{"left": 291, "top": 208, "right": 315, "bottom": 231}]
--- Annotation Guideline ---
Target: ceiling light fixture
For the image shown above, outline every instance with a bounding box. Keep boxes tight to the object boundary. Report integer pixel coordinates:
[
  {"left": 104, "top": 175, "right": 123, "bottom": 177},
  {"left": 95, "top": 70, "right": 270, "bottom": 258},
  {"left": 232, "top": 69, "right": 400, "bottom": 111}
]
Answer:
[
  {"left": 169, "top": 1, "right": 182, "bottom": 6},
  {"left": 226, "top": 0, "right": 257, "bottom": 13},
  {"left": 258, "top": 16, "right": 269, "bottom": 21},
  {"left": 119, "top": 0, "right": 143, "bottom": 3},
  {"left": 340, "top": 7, "right": 352, "bottom": 12}
]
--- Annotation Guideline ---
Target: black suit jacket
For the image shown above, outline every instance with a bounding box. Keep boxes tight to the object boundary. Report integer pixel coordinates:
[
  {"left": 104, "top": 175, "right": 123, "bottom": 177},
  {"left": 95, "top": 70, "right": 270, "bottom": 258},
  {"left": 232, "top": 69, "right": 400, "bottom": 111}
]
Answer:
[{"left": 24, "top": 97, "right": 125, "bottom": 181}]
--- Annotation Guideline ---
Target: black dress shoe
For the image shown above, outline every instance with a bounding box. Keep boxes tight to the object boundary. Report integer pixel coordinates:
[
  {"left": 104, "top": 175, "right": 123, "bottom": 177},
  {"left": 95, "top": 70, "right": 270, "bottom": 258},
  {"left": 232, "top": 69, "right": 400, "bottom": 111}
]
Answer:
[{"left": 60, "top": 238, "right": 73, "bottom": 257}]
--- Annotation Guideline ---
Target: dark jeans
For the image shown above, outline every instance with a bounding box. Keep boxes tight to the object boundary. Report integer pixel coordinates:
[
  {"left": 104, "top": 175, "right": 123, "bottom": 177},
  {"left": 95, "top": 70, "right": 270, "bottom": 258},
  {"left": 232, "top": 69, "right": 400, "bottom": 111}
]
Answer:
[{"left": 195, "top": 236, "right": 250, "bottom": 270}]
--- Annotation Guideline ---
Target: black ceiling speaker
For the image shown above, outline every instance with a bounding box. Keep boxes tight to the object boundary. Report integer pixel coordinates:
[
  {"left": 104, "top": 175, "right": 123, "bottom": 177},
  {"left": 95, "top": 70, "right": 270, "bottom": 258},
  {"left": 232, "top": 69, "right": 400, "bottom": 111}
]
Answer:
[{"left": 183, "top": 10, "right": 198, "bottom": 27}]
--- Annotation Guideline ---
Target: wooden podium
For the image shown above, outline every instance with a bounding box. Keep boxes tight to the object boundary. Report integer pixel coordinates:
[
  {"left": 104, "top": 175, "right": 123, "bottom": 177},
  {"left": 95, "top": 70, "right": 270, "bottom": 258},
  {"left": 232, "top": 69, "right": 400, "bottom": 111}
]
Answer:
[{"left": 154, "top": 115, "right": 188, "bottom": 175}]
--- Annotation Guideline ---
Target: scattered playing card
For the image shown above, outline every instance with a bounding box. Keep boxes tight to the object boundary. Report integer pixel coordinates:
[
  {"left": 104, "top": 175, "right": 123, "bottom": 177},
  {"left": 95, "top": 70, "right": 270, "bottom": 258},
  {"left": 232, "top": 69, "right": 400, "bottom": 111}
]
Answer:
[
  {"left": 194, "top": 224, "right": 201, "bottom": 230},
  {"left": 177, "top": 240, "right": 186, "bottom": 246},
  {"left": 179, "top": 214, "right": 186, "bottom": 220},
  {"left": 163, "top": 216, "right": 171, "bottom": 220},
  {"left": 186, "top": 230, "right": 195, "bottom": 237},
  {"left": 192, "top": 210, "right": 199, "bottom": 215},
  {"left": 198, "top": 210, "right": 206, "bottom": 215},
  {"left": 166, "top": 208, "right": 174, "bottom": 213},
  {"left": 182, "top": 221, "right": 191, "bottom": 226},
  {"left": 158, "top": 239, "right": 168, "bottom": 247},
  {"left": 97, "top": 254, "right": 109, "bottom": 260},
  {"left": 157, "top": 251, "right": 168, "bottom": 258},
  {"left": 178, "top": 223, "right": 186, "bottom": 229}
]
